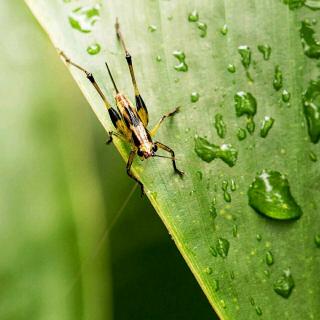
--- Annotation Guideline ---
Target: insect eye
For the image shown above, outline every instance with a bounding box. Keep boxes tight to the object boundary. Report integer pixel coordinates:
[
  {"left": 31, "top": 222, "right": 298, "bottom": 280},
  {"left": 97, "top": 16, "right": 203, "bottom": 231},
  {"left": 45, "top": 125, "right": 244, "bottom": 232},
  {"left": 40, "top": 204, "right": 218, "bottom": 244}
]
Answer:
[
  {"left": 153, "top": 145, "right": 158, "bottom": 152},
  {"left": 137, "top": 149, "right": 143, "bottom": 157}
]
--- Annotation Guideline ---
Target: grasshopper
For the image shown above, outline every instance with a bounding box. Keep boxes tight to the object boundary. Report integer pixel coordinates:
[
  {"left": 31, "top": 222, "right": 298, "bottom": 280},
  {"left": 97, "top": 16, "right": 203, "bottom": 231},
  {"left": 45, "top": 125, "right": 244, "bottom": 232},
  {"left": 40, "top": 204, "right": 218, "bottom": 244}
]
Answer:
[{"left": 59, "top": 20, "right": 184, "bottom": 194}]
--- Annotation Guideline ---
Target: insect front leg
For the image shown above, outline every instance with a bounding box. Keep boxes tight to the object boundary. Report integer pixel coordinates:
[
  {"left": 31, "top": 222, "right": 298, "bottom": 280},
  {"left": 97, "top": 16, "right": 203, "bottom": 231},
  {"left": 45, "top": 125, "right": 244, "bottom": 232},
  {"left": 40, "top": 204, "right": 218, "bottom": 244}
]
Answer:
[
  {"left": 127, "top": 149, "right": 145, "bottom": 195},
  {"left": 155, "top": 142, "right": 184, "bottom": 176},
  {"left": 106, "top": 131, "right": 126, "bottom": 144},
  {"left": 150, "top": 107, "right": 180, "bottom": 137}
]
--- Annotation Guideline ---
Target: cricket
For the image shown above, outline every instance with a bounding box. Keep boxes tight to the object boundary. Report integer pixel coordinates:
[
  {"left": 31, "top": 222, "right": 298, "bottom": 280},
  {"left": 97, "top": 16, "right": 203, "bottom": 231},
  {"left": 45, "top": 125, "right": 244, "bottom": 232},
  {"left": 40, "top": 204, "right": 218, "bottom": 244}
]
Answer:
[{"left": 59, "top": 19, "right": 184, "bottom": 194}]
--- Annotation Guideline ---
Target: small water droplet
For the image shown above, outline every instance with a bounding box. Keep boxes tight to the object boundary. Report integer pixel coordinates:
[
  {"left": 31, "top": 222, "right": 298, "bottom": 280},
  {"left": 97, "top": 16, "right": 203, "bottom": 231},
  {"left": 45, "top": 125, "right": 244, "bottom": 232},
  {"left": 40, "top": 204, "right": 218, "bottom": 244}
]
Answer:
[
  {"left": 300, "top": 20, "right": 320, "bottom": 59},
  {"left": 248, "top": 169, "right": 303, "bottom": 220},
  {"left": 238, "top": 45, "right": 252, "bottom": 69},
  {"left": 302, "top": 79, "right": 320, "bottom": 143},
  {"left": 220, "top": 299, "right": 226, "bottom": 308},
  {"left": 227, "top": 63, "right": 236, "bottom": 73},
  {"left": 256, "top": 234, "right": 262, "bottom": 241},
  {"left": 260, "top": 116, "right": 275, "bottom": 138},
  {"left": 266, "top": 250, "right": 274, "bottom": 266},
  {"left": 255, "top": 306, "right": 263, "bottom": 316},
  {"left": 68, "top": 4, "right": 101, "bottom": 33},
  {"left": 224, "top": 191, "right": 232, "bottom": 202},
  {"left": 156, "top": 55, "right": 162, "bottom": 62},
  {"left": 249, "top": 296, "right": 255, "bottom": 306},
  {"left": 257, "top": 44, "right": 272, "bottom": 60},
  {"left": 282, "top": 89, "right": 291, "bottom": 102},
  {"left": 197, "top": 21, "right": 207, "bottom": 37},
  {"left": 173, "top": 50, "right": 188, "bottom": 72},
  {"left": 232, "top": 224, "right": 238, "bottom": 237},
  {"left": 246, "top": 117, "right": 256, "bottom": 135},
  {"left": 309, "top": 151, "right": 318, "bottom": 162},
  {"left": 87, "top": 43, "right": 101, "bottom": 55},
  {"left": 191, "top": 92, "right": 200, "bottom": 103},
  {"left": 230, "top": 270, "right": 235, "bottom": 279},
  {"left": 188, "top": 10, "right": 199, "bottom": 22},
  {"left": 234, "top": 91, "right": 257, "bottom": 117},
  {"left": 264, "top": 269, "right": 270, "bottom": 277},
  {"left": 209, "top": 202, "right": 217, "bottom": 219},
  {"left": 213, "top": 279, "right": 219, "bottom": 291},
  {"left": 230, "top": 179, "right": 237, "bottom": 191},
  {"left": 194, "top": 136, "right": 238, "bottom": 167},
  {"left": 220, "top": 24, "right": 228, "bottom": 35},
  {"left": 221, "top": 180, "right": 228, "bottom": 191},
  {"left": 196, "top": 170, "right": 203, "bottom": 180},
  {"left": 204, "top": 266, "right": 213, "bottom": 274},
  {"left": 237, "top": 128, "right": 247, "bottom": 141},
  {"left": 148, "top": 24, "right": 157, "bottom": 32},
  {"left": 216, "top": 237, "right": 230, "bottom": 258},
  {"left": 210, "top": 245, "right": 218, "bottom": 257},
  {"left": 273, "top": 269, "right": 295, "bottom": 298},
  {"left": 214, "top": 114, "right": 227, "bottom": 138},
  {"left": 314, "top": 234, "right": 320, "bottom": 247},
  {"left": 273, "top": 65, "right": 283, "bottom": 91}
]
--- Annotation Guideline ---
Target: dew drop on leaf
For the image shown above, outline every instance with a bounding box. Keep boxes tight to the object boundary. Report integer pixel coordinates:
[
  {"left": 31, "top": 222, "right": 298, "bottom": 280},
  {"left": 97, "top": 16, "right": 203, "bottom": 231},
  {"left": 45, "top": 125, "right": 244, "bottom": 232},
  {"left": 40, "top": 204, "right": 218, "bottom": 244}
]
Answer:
[
  {"left": 305, "top": 0, "right": 320, "bottom": 9},
  {"left": 309, "top": 151, "right": 318, "bottom": 162},
  {"left": 68, "top": 4, "right": 101, "bottom": 33},
  {"left": 190, "top": 92, "right": 200, "bottom": 103},
  {"left": 257, "top": 44, "right": 272, "bottom": 60},
  {"left": 266, "top": 250, "right": 274, "bottom": 266},
  {"left": 260, "top": 116, "right": 275, "bottom": 138},
  {"left": 220, "top": 24, "right": 228, "bottom": 35},
  {"left": 87, "top": 43, "right": 101, "bottom": 55},
  {"left": 273, "top": 65, "right": 283, "bottom": 91},
  {"left": 282, "top": 89, "right": 291, "bottom": 102},
  {"left": 234, "top": 91, "right": 257, "bottom": 117},
  {"left": 213, "top": 279, "right": 219, "bottom": 291},
  {"left": 248, "top": 170, "right": 303, "bottom": 220},
  {"left": 188, "top": 10, "right": 199, "bottom": 22},
  {"left": 216, "top": 237, "right": 230, "bottom": 258},
  {"left": 273, "top": 269, "right": 295, "bottom": 298},
  {"left": 173, "top": 50, "right": 188, "bottom": 72},
  {"left": 214, "top": 113, "right": 227, "bottom": 138},
  {"left": 238, "top": 45, "right": 252, "bottom": 69},
  {"left": 282, "top": 0, "right": 306, "bottom": 10},
  {"left": 237, "top": 128, "right": 247, "bottom": 141},
  {"left": 197, "top": 21, "right": 207, "bottom": 37},
  {"left": 256, "top": 234, "right": 262, "bottom": 241},
  {"left": 300, "top": 20, "right": 320, "bottom": 59},
  {"left": 255, "top": 306, "right": 263, "bottom": 316},
  {"left": 148, "top": 24, "right": 157, "bottom": 32},
  {"left": 227, "top": 63, "right": 236, "bottom": 73},
  {"left": 246, "top": 117, "right": 256, "bottom": 135},
  {"left": 314, "top": 234, "right": 320, "bottom": 247}
]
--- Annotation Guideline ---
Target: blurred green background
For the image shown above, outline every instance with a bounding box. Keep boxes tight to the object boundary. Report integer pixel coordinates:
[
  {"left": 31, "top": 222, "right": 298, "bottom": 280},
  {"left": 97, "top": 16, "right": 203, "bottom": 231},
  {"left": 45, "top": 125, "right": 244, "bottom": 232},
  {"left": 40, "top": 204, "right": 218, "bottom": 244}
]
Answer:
[{"left": 0, "top": 1, "right": 214, "bottom": 319}]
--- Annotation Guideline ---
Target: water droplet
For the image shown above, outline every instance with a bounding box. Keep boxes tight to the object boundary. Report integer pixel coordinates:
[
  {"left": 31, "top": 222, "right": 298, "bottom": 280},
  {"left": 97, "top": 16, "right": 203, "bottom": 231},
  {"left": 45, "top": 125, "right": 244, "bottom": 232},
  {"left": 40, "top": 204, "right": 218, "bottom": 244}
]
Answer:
[
  {"left": 237, "top": 128, "right": 247, "bottom": 141},
  {"left": 260, "top": 116, "right": 275, "bottom": 138},
  {"left": 302, "top": 79, "right": 320, "bottom": 143},
  {"left": 230, "top": 179, "right": 237, "bottom": 191},
  {"left": 148, "top": 24, "right": 157, "bottom": 32},
  {"left": 248, "top": 170, "right": 303, "bottom": 220},
  {"left": 173, "top": 50, "right": 188, "bottom": 72},
  {"left": 214, "top": 114, "right": 227, "bottom": 138},
  {"left": 305, "top": 0, "right": 320, "bottom": 9},
  {"left": 282, "top": 0, "right": 305, "bottom": 9},
  {"left": 255, "top": 306, "right": 263, "bottom": 316},
  {"left": 257, "top": 44, "right": 272, "bottom": 60},
  {"left": 249, "top": 296, "right": 255, "bottom": 306},
  {"left": 216, "top": 237, "right": 230, "bottom": 258},
  {"left": 220, "top": 24, "right": 228, "bottom": 35},
  {"left": 220, "top": 300, "right": 226, "bottom": 308},
  {"left": 197, "top": 22, "right": 207, "bottom": 37},
  {"left": 87, "top": 43, "right": 101, "bottom": 55},
  {"left": 256, "top": 234, "right": 262, "bottom": 241},
  {"left": 196, "top": 170, "right": 203, "bottom": 180},
  {"left": 213, "top": 279, "right": 219, "bottom": 291},
  {"left": 230, "top": 270, "right": 235, "bottom": 279},
  {"left": 300, "top": 20, "right": 320, "bottom": 59},
  {"left": 234, "top": 91, "right": 257, "bottom": 117},
  {"left": 264, "top": 269, "right": 270, "bottom": 277},
  {"left": 224, "top": 191, "right": 231, "bottom": 202},
  {"left": 209, "top": 202, "right": 217, "bottom": 219},
  {"left": 232, "top": 224, "right": 238, "bottom": 237},
  {"left": 188, "top": 10, "right": 199, "bottom": 22},
  {"left": 309, "top": 151, "right": 318, "bottom": 162},
  {"left": 204, "top": 266, "right": 213, "bottom": 274},
  {"left": 315, "top": 234, "right": 320, "bottom": 247},
  {"left": 210, "top": 245, "right": 218, "bottom": 257},
  {"left": 246, "top": 117, "right": 256, "bottom": 135},
  {"left": 68, "top": 4, "right": 101, "bottom": 33},
  {"left": 194, "top": 136, "right": 238, "bottom": 167},
  {"left": 156, "top": 55, "right": 162, "bottom": 62},
  {"left": 221, "top": 180, "right": 228, "bottom": 191},
  {"left": 273, "top": 269, "right": 295, "bottom": 298},
  {"left": 266, "top": 251, "right": 274, "bottom": 266},
  {"left": 227, "top": 63, "right": 236, "bottom": 73},
  {"left": 238, "top": 45, "right": 252, "bottom": 69},
  {"left": 273, "top": 65, "right": 283, "bottom": 91},
  {"left": 282, "top": 89, "right": 291, "bottom": 102},
  {"left": 191, "top": 92, "right": 200, "bottom": 103}
]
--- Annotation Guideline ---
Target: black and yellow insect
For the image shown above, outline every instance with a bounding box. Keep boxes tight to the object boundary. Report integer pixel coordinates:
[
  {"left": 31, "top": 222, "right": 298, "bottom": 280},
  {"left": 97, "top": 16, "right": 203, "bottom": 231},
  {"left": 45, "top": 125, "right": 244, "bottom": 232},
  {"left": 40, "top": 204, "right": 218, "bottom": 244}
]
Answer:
[{"left": 60, "top": 20, "right": 184, "bottom": 193}]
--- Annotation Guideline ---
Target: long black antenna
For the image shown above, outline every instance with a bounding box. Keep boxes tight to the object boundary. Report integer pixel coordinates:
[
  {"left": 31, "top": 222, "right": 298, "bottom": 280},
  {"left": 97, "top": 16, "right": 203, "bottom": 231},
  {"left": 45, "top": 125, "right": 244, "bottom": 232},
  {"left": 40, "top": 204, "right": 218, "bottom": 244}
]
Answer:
[{"left": 105, "top": 61, "right": 119, "bottom": 93}]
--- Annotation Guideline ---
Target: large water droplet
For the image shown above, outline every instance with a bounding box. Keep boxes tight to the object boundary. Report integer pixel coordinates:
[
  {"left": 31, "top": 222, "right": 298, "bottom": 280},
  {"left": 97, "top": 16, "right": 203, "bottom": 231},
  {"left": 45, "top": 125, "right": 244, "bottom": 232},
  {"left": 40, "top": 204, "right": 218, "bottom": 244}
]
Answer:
[
  {"left": 266, "top": 251, "right": 274, "bottom": 265},
  {"left": 224, "top": 191, "right": 232, "bottom": 202},
  {"left": 273, "top": 65, "right": 283, "bottom": 91},
  {"left": 68, "top": 4, "right": 101, "bottom": 33},
  {"left": 248, "top": 170, "right": 303, "bottom": 220},
  {"left": 282, "top": 89, "right": 291, "bottom": 102},
  {"left": 237, "top": 128, "right": 247, "bottom": 141},
  {"left": 234, "top": 91, "right": 257, "bottom": 117},
  {"left": 300, "top": 20, "right": 320, "bottom": 59},
  {"left": 302, "top": 79, "right": 320, "bottom": 143},
  {"left": 273, "top": 269, "right": 295, "bottom": 298},
  {"left": 197, "top": 22, "right": 207, "bottom": 37},
  {"left": 194, "top": 136, "right": 238, "bottom": 167},
  {"left": 260, "top": 116, "right": 275, "bottom": 138},
  {"left": 256, "top": 234, "right": 262, "bottom": 241},
  {"left": 188, "top": 10, "right": 199, "bottom": 22},
  {"left": 173, "top": 50, "right": 188, "bottom": 72},
  {"left": 87, "top": 43, "right": 101, "bottom": 55},
  {"left": 257, "top": 44, "right": 272, "bottom": 60},
  {"left": 214, "top": 114, "right": 227, "bottom": 138},
  {"left": 238, "top": 45, "right": 251, "bottom": 69},
  {"left": 246, "top": 117, "right": 256, "bottom": 135},
  {"left": 227, "top": 64, "right": 236, "bottom": 73},
  {"left": 216, "top": 238, "right": 230, "bottom": 258}
]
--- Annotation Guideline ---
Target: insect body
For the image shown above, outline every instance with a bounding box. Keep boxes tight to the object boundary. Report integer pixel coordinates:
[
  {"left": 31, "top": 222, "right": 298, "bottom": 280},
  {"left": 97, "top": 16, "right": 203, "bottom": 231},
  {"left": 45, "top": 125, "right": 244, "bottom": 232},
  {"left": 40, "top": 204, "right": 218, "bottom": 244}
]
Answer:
[{"left": 59, "top": 20, "right": 184, "bottom": 194}]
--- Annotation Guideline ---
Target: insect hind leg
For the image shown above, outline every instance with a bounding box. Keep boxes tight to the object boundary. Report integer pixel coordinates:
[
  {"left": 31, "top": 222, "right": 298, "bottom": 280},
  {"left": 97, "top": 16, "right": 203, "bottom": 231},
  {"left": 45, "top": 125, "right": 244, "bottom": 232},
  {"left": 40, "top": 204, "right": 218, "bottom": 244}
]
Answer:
[{"left": 150, "top": 107, "right": 180, "bottom": 137}]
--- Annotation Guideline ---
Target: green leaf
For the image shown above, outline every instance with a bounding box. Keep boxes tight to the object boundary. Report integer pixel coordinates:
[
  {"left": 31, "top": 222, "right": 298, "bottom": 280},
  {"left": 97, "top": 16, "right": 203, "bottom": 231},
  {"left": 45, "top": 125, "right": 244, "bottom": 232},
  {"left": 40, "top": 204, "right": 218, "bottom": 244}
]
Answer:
[{"left": 25, "top": 0, "right": 320, "bottom": 319}]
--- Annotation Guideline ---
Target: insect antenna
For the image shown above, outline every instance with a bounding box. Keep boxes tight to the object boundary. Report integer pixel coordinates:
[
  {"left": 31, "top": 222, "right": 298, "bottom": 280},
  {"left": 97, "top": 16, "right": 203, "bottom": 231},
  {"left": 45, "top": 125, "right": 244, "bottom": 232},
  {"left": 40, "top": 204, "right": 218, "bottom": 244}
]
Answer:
[
  {"left": 153, "top": 154, "right": 177, "bottom": 161},
  {"left": 105, "top": 61, "right": 119, "bottom": 93}
]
